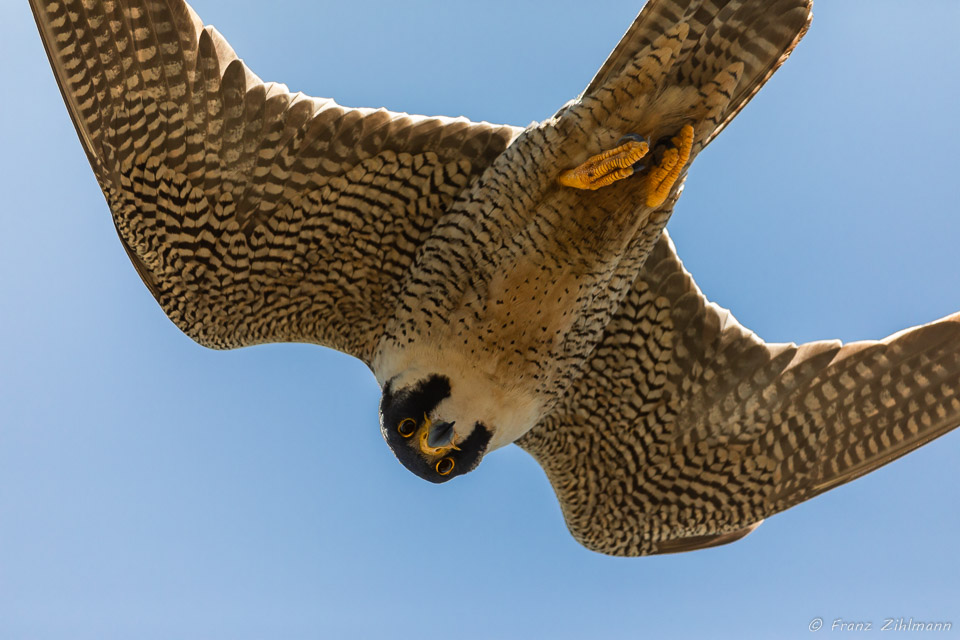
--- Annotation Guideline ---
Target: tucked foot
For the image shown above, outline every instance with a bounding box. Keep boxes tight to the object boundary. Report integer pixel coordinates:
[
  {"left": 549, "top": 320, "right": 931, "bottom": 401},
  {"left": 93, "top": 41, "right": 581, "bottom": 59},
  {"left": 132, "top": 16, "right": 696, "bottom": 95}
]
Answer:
[
  {"left": 558, "top": 135, "right": 650, "bottom": 191},
  {"left": 644, "top": 124, "right": 694, "bottom": 208}
]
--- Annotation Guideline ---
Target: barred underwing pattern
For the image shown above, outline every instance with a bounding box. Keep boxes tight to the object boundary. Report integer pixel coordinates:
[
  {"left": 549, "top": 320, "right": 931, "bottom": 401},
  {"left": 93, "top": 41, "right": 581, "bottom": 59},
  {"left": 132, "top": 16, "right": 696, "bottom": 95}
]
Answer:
[
  {"left": 519, "top": 233, "right": 960, "bottom": 556},
  {"left": 34, "top": 0, "right": 959, "bottom": 557},
  {"left": 31, "top": 0, "right": 520, "bottom": 361}
]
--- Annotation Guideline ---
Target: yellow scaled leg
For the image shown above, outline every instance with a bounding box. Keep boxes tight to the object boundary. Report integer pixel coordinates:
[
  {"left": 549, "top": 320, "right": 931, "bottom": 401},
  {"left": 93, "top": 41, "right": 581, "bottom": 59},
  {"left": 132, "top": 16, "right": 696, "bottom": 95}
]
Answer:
[
  {"left": 644, "top": 124, "right": 694, "bottom": 208},
  {"left": 558, "top": 138, "right": 650, "bottom": 191}
]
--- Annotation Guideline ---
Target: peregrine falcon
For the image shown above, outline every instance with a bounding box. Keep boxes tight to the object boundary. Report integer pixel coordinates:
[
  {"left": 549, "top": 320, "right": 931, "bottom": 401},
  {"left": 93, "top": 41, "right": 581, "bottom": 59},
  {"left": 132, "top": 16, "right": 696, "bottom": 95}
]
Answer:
[{"left": 30, "top": 0, "right": 960, "bottom": 556}]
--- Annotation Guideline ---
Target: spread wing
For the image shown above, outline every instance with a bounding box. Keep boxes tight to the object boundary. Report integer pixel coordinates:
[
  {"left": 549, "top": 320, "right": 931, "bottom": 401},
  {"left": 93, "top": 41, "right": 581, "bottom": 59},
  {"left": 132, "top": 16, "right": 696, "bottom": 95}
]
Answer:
[
  {"left": 519, "top": 232, "right": 960, "bottom": 556},
  {"left": 30, "top": 0, "right": 520, "bottom": 362}
]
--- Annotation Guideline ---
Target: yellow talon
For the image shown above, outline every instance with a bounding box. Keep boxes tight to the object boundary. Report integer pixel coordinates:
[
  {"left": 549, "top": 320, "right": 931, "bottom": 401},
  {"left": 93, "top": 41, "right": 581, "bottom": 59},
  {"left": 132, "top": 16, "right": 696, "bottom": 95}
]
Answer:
[
  {"left": 559, "top": 139, "right": 650, "bottom": 191},
  {"left": 558, "top": 125, "right": 694, "bottom": 203},
  {"left": 644, "top": 124, "right": 694, "bottom": 208}
]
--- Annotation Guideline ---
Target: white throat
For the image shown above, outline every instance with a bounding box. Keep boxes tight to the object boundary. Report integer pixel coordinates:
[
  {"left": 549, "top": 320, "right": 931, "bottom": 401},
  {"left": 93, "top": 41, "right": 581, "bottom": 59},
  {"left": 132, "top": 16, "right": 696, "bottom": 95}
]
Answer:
[{"left": 373, "top": 342, "right": 544, "bottom": 450}]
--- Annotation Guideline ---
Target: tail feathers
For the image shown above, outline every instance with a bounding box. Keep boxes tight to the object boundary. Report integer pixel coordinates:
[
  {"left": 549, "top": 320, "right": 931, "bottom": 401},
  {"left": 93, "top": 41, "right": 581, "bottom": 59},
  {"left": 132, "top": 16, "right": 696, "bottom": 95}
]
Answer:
[
  {"left": 584, "top": 0, "right": 812, "bottom": 150},
  {"left": 685, "top": 0, "right": 812, "bottom": 146}
]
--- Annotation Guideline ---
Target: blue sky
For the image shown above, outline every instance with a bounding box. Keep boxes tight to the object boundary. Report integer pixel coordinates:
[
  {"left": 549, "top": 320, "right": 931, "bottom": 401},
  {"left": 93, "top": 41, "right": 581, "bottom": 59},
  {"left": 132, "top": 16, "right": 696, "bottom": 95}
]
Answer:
[{"left": 1, "top": 1, "right": 958, "bottom": 638}]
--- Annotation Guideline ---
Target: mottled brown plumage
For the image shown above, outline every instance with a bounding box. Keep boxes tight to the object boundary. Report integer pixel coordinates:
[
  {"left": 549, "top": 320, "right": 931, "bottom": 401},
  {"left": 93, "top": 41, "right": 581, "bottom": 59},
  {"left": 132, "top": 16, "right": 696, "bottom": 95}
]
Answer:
[
  {"left": 31, "top": 0, "right": 960, "bottom": 556},
  {"left": 32, "top": 0, "right": 519, "bottom": 359},
  {"left": 519, "top": 234, "right": 960, "bottom": 555}
]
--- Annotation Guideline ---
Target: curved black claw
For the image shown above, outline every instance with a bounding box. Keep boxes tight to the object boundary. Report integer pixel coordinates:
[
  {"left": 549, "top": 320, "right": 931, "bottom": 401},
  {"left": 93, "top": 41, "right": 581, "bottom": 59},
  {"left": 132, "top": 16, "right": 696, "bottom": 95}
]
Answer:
[{"left": 617, "top": 133, "right": 647, "bottom": 145}]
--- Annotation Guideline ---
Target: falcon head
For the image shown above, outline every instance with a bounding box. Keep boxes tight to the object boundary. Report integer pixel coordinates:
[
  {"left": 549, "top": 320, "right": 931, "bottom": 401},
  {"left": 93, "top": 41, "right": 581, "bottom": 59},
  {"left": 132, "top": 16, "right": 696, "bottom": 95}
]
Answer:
[{"left": 379, "top": 374, "right": 492, "bottom": 483}]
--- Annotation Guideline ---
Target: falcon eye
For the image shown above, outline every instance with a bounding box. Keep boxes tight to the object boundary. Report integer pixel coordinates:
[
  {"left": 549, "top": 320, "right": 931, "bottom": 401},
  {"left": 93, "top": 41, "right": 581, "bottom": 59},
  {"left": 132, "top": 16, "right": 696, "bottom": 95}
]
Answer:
[
  {"left": 436, "top": 457, "right": 455, "bottom": 476},
  {"left": 397, "top": 418, "right": 417, "bottom": 438}
]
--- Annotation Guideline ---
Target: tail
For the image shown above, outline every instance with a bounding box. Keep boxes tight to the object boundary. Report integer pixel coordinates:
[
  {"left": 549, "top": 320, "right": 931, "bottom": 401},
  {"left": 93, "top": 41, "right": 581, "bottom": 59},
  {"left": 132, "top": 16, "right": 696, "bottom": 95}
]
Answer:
[{"left": 583, "top": 0, "right": 812, "bottom": 153}]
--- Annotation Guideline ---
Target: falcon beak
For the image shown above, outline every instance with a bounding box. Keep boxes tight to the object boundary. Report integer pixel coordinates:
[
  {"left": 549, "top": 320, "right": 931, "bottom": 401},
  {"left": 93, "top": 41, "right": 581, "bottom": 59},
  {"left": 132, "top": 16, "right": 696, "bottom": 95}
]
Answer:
[
  {"left": 418, "top": 416, "right": 459, "bottom": 455},
  {"left": 427, "top": 420, "right": 457, "bottom": 449}
]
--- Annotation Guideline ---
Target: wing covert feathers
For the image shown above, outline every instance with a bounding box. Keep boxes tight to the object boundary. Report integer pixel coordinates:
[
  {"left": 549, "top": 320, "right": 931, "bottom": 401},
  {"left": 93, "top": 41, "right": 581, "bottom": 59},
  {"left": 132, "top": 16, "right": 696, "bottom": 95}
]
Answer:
[
  {"left": 519, "top": 233, "right": 960, "bottom": 556},
  {"left": 30, "top": 0, "right": 520, "bottom": 362}
]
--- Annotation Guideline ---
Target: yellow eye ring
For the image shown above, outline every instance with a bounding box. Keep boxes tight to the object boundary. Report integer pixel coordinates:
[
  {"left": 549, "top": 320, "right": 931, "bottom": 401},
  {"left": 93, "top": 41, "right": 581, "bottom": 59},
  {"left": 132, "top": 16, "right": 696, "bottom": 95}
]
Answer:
[
  {"left": 436, "top": 457, "right": 455, "bottom": 476},
  {"left": 397, "top": 418, "right": 417, "bottom": 438}
]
